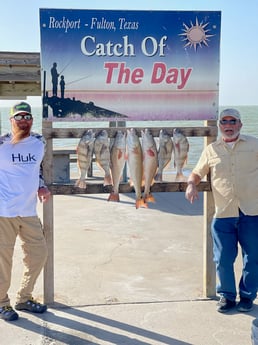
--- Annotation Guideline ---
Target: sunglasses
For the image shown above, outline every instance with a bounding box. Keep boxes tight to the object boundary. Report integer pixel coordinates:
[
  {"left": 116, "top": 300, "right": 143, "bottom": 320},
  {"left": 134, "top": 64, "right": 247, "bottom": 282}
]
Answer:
[
  {"left": 219, "top": 119, "right": 238, "bottom": 125},
  {"left": 12, "top": 114, "right": 33, "bottom": 121}
]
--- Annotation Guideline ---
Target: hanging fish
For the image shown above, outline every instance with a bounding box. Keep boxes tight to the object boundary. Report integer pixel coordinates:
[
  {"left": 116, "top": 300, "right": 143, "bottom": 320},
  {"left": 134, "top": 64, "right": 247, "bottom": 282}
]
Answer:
[
  {"left": 75, "top": 129, "right": 95, "bottom": 189},
  {"left": 141, "top": 128, "right": 158, "bottom": 203},
  {"left": 155, "top": 129, "right": 174, "bottom": 182},
  {"left": 94, "top": 130, "right": 112, "bottom": 186},
  {"left": 108, "top": 130, "right": 127, "bottom": 202},
  {"left": 126, "top": 128, "right": 146, "bottom": 209},
  {"left": 173, "top": 128, "right": 189, "bottom": 181}
]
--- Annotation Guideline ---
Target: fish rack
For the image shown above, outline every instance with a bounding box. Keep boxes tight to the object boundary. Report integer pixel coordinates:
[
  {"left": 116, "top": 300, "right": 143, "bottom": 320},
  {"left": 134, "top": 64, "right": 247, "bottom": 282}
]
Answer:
[
  {"left": 42, "top": 120, "right": 217, "bottom": 305},
  {"left": 43, "top": 123, "right": 217, "bottom": 194}
]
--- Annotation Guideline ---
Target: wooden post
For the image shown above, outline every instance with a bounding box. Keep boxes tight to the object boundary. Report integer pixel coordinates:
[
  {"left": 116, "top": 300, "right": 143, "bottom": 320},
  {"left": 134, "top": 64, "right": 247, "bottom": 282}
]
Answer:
[
  {"left": 42, "top": 121, "right": 55, "bottom": 304},
  {"left": 203, "top": 120, "right": 217, "bottom": 298}
]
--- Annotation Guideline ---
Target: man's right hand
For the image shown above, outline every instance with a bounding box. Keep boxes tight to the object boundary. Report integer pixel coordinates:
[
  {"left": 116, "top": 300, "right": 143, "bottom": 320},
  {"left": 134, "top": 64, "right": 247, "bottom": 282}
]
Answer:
[{"left": 185, "top": 182, "right": 199, "bottom": 204}]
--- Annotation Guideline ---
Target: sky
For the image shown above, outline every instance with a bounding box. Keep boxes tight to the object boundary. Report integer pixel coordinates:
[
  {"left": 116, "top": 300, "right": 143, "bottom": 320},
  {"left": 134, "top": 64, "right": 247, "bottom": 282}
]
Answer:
[{"left": 0, "top": 0, "right": 258, "bottom": 107}]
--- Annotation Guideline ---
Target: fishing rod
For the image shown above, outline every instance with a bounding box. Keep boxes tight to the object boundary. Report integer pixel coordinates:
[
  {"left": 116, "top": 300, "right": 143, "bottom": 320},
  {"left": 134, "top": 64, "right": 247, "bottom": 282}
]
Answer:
[
  {"left": 65, "top": 75, "right": 92, "bottom": 85},
  {"left": 59, "top": 60, "right": 73, "bottom": 74}
]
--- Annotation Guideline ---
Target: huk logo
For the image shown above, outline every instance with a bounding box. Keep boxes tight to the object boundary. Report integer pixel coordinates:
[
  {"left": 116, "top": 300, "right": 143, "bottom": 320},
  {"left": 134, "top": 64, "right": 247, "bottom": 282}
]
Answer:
[{"left": 12, "top": 153, "right": 37, "bottom": 163}]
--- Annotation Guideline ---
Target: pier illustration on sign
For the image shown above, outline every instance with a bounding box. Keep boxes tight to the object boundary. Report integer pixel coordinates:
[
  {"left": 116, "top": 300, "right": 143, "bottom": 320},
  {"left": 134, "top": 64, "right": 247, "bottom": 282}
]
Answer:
[{"left": 42, "top": 64, "right": 127, "bottom": 120}]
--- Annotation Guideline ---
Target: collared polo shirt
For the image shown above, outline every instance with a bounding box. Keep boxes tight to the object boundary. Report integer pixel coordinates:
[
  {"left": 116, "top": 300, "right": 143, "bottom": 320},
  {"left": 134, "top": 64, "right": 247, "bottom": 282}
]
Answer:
[{"left": 193, "top": 134, "right": 258, "bottom": 218}]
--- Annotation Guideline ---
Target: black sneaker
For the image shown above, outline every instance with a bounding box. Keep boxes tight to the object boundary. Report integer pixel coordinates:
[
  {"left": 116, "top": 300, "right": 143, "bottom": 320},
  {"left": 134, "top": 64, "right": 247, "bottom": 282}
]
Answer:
[
  {"left": 217, "top": 296, "right": 236, "bottom": 313},
  {"left": 15, "top": 298, "right": 47, "bottom": 314},
  {"left": 237, "top": 297, "right": 253, "bottom": 312},
  {"left": 0, "top": 306, "right": 19, "bottom": 321}
]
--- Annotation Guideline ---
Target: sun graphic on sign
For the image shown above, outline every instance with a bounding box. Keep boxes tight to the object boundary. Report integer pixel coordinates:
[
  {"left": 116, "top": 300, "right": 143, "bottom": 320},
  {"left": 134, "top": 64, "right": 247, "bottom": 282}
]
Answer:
[{"left": 179, "top": 17, "right": 214, "bottom": 51}]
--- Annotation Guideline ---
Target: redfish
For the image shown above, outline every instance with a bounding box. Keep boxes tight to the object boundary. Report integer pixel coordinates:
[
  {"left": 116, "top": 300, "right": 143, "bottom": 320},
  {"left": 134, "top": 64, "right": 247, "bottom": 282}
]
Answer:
[
  {"left": 94, "top": 130, "right": 112, "bottom": 186},
  {"left": 108, "top": 130, "right": 126, "bottom": 202},
  {"left": 173, "top": 128, "right": 189, "bottom": 181},
  {"left": 155, "top": 129, "right": 173, "bottom": 182},
  {"left": 141, "top": 129, "right": 158, "bottom": 203},
  {"left": 126, "top": 128, "right": 146, "bottom": 209},
  {"left": 75, "top": 129, "right": 95, "bottom": 189}
]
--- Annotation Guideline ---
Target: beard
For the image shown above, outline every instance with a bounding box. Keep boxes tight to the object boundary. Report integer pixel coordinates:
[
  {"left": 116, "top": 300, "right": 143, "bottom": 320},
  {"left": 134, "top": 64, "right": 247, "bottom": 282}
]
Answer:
[
  {"left": 222, "top": 129, "right": 241, "bottom": 142},
  {"left": 11, "top": 122, "right": 32, "bottom": 144}
]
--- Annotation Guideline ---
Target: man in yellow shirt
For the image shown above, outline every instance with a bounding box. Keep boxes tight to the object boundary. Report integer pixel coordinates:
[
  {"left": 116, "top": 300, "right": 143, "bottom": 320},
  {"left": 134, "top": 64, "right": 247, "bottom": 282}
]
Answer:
[{"left": 185, "top": 108, "right": 258, "bottom": 313}]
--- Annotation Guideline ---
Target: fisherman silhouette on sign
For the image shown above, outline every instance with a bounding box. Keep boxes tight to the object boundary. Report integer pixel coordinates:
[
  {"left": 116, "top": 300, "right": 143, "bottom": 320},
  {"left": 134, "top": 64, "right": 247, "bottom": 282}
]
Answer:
[
  {"left": 60, "top": 75, "right": 65, "bottom": 98},
  {"left": 50, "top": 62, "right": 59, "bottom": 96}
]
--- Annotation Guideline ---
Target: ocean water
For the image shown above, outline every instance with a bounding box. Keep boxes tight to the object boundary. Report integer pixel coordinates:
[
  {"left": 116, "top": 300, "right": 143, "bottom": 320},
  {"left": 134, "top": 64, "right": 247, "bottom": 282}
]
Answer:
[{"left": 1, "top": 105, "right": 257, "bottom": 173}]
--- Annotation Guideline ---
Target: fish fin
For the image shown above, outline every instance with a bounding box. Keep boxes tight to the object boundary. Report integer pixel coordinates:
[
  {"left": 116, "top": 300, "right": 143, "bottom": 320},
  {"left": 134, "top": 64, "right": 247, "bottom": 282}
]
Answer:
[
  {"left": 175, "top": 142, "right": 180, "bottom": 154},
  {"left": 107, "top": 192, "right": 120, "bottom": 202},
  {"left": 75, "top": 179, "right": 87, "bottom": 189},
  {"left": 133, "top": 147, "right": 141, "bottom": 155},
  {"left": 144, "top": 194, "right": 155, "bottom": 203},
  {"left": 117, "top": 149, "right": 123, "bottom": 159},
  {"left": 100, "top": 145, "right": 109, "bottom": 156},
  {"left": 154, "top": 173, "right": 163, "bottom": 182},
  {"left": 147, "top": 148, "right": 155, "bottom": 157},
  {"left": 151, "top": 176, "right": 157, "bottom": 186},
  {"left": 135, "top": 198, "right": 148, "bottom": 209}
]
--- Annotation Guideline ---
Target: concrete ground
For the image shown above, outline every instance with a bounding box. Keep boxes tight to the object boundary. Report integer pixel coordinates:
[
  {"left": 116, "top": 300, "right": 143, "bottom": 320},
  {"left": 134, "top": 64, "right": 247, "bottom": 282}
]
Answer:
[{"left": 1, "top": 191, "right": 258, "bottom": 345}]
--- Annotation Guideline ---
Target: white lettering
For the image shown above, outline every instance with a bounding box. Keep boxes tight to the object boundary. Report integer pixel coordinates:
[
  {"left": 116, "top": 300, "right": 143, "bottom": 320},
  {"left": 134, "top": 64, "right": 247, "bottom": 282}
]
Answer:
[
  {"left": 81, "top": 36, "right": 135, "bottom": 57},
  {"left": 48, "top": 16, "right": 81, "bottom": 33},
  {"left": 141, "top": 36, "right": 167, "bottom": 57}
]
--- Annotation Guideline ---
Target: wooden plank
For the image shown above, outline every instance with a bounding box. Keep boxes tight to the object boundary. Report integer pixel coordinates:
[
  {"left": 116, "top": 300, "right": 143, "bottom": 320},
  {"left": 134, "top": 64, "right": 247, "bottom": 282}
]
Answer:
[
  {"left": 0, "top": 82, "right": 41, "bottom": 97},
  {"left": 0, "top": 52, "right": 41, "bottom": 97},
  {"left": 0, "top": 52, "right": 40, "bottom": 66},
  {"left": 42, "top": 126, "right": 218, "bottom": 139},
  {"left": 0, "top": 67, "right": 41, "bottom": 82},
  {"left": 48, "top": 181, "right": 211, "bottom": 195}
]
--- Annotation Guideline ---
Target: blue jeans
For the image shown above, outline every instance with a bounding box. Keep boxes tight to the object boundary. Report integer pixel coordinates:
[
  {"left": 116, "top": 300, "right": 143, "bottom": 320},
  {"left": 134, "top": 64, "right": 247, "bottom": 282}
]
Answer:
[{"left": 212, "top": 210, "right": 258, "bottom": 301}]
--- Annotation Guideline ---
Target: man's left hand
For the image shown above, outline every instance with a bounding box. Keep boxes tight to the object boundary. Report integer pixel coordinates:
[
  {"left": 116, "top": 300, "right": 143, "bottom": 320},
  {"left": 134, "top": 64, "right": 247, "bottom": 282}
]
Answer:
[{"left": 38, "top": 187, "right": 51, "bottom": 203}]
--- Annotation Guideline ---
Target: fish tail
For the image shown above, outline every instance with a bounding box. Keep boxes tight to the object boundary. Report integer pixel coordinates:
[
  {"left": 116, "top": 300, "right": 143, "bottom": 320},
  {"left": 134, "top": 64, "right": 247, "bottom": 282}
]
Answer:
[
  {"left": 107, "top": 192, "right": 120, "bottom": 202},
  {"left": 75, "top": 179, "right": 87, "bottom": 189},
  {"left": 135, "top": 198, "right": 148, "bottom": 209},
  {"left": 154, "top": 173, "right": 162, "bottom": 182},
  {"left": 144, "top": 194, "right": 155, "bottom": 203}
]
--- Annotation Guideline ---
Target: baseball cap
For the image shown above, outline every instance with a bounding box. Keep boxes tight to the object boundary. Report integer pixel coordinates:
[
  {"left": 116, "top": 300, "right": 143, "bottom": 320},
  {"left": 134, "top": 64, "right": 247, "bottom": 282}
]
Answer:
[
  {"left": 10, "top": 101, "right": 32, "bottom": 117},
  {"left": 219, "top": 108, "right": 241, "bottom": 121}
]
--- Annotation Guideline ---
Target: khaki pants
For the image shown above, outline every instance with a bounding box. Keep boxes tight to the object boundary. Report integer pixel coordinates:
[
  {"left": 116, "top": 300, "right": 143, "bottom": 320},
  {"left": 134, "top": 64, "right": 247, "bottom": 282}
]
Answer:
[{"left": 0, "top": 216, "right": 48, "bottom": 307}]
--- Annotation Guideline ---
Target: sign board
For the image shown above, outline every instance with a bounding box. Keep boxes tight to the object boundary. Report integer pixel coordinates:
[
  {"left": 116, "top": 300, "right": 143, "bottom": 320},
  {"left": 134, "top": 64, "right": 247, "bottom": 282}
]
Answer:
[{"left": 39, "top": 9, "right": 221, "bottom": 121}]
